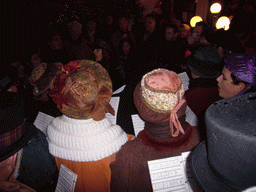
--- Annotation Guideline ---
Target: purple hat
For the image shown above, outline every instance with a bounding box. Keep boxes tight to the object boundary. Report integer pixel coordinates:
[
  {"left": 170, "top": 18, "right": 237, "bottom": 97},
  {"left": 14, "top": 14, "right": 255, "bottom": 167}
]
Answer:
[{"left": 225, "top": 53, "right": 256, "bottom": 96}]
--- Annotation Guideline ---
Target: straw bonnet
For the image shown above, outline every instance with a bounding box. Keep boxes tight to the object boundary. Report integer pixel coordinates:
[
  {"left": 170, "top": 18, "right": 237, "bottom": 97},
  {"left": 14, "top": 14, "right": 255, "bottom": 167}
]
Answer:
[
  {"left": 48, "top": 60, "right": 114, "bottom": 120},
  {"left": 134, "top": 68, "right": 187, "bottom": 137}
]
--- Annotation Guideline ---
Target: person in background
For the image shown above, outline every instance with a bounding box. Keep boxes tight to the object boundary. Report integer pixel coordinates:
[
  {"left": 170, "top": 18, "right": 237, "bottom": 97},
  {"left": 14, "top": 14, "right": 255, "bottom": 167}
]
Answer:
[
  {"left": 184, "top": 46, "right": 223, "bottom": 139},
  {"left": 40, "top": 27, "right": 70, "bottom": 65},
  {"left": 84, "top": 16, "right": 101, "bottom": 46},
  {"left": 111, "top": 38, "right": 135, "bottom": 88},
  {"left": 47, "top": 60, "right": 134, "bottom": 192},
  {"left": 205, "top": 29, "right": 245, "bottom": 58},
  {"left": 100, "top": 14, "right": 116, "bottom": 44},
  {"left": 217, "top": 53, "right": 256, "bottom": 99},
  {"left": 111, "top": 16, "right": 136, "bottom": 51},
  {"left": 179, "top": 24, "right": 191, "bottom": 39},
  {"left": 187, "top": 21, "right": 209, "bottom": 53},
  {"left": 0, "top": 91, "right": 58, "bottom": 192},
  {"left": 141, "top": 13, "right": 158, "bottom": 42},
  {"left": 93, "top": 38, "right": 112, "bottom": 72},
  {"left": 157, "top": 22, "right": 186, "bottom": 72},
  {"left": 30, "top": 48, "right": 41, "bottom": 68},
  {"left": 65, "top": 19, "right": 94, "bottom": 60},
  {"left": 118, "top": 38, "right": 134, "bottom": 60},
  {"left": 124, "top": 13, "right": 164, "bottom": 85},
  {"left": 110, "top": 69, "right": 201, "bottom": 192},
  {"left": 178, "top": 23, "right": 191, "bottom": 47}
]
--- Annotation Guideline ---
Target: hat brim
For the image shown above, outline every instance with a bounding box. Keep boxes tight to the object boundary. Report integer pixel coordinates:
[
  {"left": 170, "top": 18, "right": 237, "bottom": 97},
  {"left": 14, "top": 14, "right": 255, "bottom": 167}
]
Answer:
[
  {"left": 190, "top": 141, "right": 240, "bottom": 192},
  {"left": 187, "top": 58, "right": 221, "bottom": 79},
  {"left": 0, "top": 122, "right": 36, "bottom": 162}
]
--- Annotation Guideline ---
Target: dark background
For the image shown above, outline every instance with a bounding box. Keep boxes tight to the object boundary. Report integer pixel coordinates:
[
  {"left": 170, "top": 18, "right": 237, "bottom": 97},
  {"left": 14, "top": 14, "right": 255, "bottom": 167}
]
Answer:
[{"left": 2, "top": 0, "right": 255, "bottom": 68}]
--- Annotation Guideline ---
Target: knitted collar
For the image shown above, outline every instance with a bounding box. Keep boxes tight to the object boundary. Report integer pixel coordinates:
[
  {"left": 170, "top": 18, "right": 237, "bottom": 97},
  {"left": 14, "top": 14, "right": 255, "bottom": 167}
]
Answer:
[
  {"left": 138, "top": 123, "right": 193, "bottom": 151},
  {"left": 47, "top": 115, "right": 128, "bottom": 162}
]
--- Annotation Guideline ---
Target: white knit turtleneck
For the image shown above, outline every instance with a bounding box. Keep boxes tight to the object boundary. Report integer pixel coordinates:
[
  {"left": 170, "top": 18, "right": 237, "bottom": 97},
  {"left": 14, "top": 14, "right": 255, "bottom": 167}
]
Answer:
[{"left": 47, "top": 115, "right": 128, "bottom": 162}]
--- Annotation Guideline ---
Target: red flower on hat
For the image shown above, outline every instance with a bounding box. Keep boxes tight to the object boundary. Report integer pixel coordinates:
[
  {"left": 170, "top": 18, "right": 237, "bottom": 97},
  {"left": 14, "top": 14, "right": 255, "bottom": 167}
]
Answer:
[
  {"left": 48, "top": 74, "right": 67, "bottom": 109},
  {"left": 49, "top": 61, "right": 80, "bottom": 109},
  {"left": 62, "top": 61, "right": 80, "bottom": 77},
  {"left": 48, "top": 88, "right": 68, "bottom": 109}
]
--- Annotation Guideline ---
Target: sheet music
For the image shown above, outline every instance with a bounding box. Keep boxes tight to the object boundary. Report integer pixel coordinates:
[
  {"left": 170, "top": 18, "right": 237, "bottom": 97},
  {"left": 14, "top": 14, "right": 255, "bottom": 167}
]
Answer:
[
  {"left": 106, "top": 97, "right": 120, "bottom": 124},
  {"left": 131, "top": 114, "right": 145, "bottom": 136},
  {"left": 148, "top": 151, "right": 200, "bottom": 192},
  {"left": 33, "top": 112, "right": 55, "bottom": 134},
  {"left": 55, "top": 164, "right": 78, "bottom": 192},
  {"left": 185, "top": 106, "right": 198, "bottom": 127},
  {"left": 178, "top": 72, "right": 190, "bottom": 91},
  {"left": 113, "top": 85, "right": 126, "bottom": 95},
  {"left": 148, "top": 155, "right": 188, "bottom": 192}
]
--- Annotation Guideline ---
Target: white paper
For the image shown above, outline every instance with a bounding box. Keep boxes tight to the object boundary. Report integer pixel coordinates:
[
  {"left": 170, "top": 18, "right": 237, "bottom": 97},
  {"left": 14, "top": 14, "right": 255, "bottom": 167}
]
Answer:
[
  {"left": 106, "top": 97, "right": 120, "bottom": 124},
  {"left": 185, "top": 106, "right": 198, "bottom": 127},
  {"left": 148, "top": 151, "right": 200, "bottom": 192},
  {"left": 131, "top": 114, "right": 145, "bottom": 136},
  {"left": 148, "top": 155, "right": 188, "bottom": 192},
  {"left": 55, "top": 164, "right": 78, "bottom": 192},
  {"left": 33, "top": 112, "right": 55, "bottom": 134},
  {"left": 113, "top": 85, "right": 126, "bottom": 95},
  {"left": 178, "top": 72, "right": 190, "bottom": 91}
]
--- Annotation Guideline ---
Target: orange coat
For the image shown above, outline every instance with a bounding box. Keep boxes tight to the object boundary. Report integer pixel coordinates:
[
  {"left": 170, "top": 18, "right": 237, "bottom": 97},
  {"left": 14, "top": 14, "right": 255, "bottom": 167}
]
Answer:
[{"left": 54, "top": 134, "right": 134, "bottom": 192}]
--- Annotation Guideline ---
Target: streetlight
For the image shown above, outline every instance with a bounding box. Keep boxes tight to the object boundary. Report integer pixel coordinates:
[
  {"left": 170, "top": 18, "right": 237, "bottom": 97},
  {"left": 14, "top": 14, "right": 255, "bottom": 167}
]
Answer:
[
  {"left": 190, "top": 16, "right": 203, "bottom": 27},
  {"left": 216, "top": 16, "right": 230, "bottom": 30},
  {"left": 210, "top": 2, "right": 222, "bottom": 27},
  {"left": 210, "top": 3, "right": 222, "bottom": 14}
]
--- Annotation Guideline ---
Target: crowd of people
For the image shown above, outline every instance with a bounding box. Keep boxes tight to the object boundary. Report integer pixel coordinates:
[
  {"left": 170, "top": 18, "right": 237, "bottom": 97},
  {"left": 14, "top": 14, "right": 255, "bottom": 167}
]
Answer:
[{"left": 1, "top": 3, "right": 256, "bottom": 191}]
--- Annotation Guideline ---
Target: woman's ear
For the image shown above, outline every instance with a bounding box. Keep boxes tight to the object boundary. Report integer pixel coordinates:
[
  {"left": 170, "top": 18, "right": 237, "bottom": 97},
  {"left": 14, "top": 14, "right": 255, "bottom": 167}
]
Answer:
[{"left": 237, "top": 82, "right": 246, "bottom": 93}]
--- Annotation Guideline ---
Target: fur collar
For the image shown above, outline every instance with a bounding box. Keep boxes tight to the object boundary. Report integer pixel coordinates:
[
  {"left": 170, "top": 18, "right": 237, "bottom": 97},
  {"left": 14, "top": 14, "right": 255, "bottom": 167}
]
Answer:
[{"left": 138, "top": 123, "right": 193, "bottom": 151}]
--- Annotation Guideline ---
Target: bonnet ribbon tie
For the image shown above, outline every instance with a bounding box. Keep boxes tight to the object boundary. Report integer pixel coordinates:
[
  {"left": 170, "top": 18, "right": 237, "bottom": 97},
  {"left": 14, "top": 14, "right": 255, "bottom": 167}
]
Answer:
[{"left": 170, "top": 98, "right": 186, "bottom": 137}]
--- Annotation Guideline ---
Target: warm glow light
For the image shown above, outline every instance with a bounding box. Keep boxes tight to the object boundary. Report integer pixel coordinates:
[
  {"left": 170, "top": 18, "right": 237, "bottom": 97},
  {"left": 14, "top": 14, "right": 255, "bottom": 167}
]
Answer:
[
  {"left": 216, "top": 16, "right": 230, "bottom": 30},
  {"left": 190, "top": 16, "right": 203, "bottom": 27},
  {"left": 210, "top": 3, "right": 222, "bottom": 14}
]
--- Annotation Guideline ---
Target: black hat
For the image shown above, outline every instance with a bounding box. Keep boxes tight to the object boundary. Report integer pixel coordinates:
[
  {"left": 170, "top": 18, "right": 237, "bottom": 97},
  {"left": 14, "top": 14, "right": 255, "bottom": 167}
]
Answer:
[
  {"left": 206, "top": 29, "right": 245, "bottom": 54},
  {"left": 0, "top": 92, "right": 36, "bottom": 162},
  {"left": 93, "top": 39, "right": 112, "bottom": 52},
  {"left": 190, "top": 92, "right": 256, "bottom": 191},
  {"left": 187, "top": 46, "right": 223, "bottom": 78}
]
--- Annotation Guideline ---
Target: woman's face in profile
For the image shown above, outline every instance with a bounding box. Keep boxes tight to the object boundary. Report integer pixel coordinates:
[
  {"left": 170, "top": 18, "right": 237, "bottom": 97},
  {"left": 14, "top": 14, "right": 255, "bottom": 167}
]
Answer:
[
  {"left": 216, "top": 66, "right": 245, "bottom": 98},
  {"left": 93, "top": 49, "right": 103, "bottom": 62}
]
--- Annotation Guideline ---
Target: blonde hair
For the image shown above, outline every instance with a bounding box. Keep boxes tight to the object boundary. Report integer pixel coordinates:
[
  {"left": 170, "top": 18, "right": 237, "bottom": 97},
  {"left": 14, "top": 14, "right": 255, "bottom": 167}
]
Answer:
[{"left": 180, "top": 24, "right": 191, "bottom": 33}]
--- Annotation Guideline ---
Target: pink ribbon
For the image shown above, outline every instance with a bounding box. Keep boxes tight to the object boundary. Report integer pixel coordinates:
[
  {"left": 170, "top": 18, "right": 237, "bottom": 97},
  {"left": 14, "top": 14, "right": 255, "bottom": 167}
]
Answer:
[{"left": 169, "top": 98, "right": 186, "bottom": 137}]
